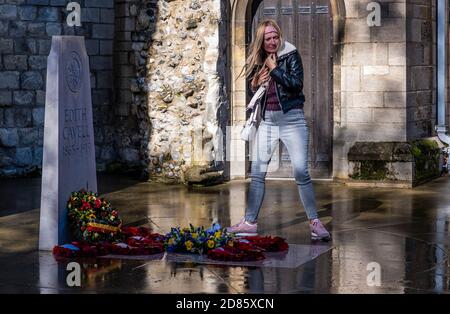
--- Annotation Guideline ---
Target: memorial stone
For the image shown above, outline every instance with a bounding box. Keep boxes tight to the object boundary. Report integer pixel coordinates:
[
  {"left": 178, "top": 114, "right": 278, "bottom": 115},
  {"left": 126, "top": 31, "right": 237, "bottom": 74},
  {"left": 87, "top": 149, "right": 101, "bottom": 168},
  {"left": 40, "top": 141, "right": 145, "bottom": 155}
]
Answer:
[{"left": 39, "top": 36, "right": 97, "bottom": 250}]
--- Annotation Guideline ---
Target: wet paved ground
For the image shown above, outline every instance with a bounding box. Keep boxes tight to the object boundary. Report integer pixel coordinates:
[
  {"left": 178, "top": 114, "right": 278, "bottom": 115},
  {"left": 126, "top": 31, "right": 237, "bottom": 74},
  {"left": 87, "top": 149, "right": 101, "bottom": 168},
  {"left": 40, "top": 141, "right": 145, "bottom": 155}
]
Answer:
[{"left": 0, "top": 174, "right": 450, "bottom": 294}]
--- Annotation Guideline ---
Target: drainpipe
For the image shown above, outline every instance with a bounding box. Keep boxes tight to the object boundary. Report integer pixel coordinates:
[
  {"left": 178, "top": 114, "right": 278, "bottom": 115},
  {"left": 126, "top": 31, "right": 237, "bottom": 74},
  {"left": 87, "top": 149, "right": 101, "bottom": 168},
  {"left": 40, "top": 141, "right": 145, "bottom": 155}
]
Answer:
[{"left": 436, "top": 0, "right": 450, "bottom": 146}]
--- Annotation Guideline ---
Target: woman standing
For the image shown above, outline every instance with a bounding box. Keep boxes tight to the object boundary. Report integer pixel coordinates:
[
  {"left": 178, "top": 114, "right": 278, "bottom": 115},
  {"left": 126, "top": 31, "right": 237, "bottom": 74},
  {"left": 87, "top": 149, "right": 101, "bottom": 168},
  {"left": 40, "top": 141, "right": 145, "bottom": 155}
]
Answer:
[{"left": 226, "top": 19, "right": 331, "bottom": 241}]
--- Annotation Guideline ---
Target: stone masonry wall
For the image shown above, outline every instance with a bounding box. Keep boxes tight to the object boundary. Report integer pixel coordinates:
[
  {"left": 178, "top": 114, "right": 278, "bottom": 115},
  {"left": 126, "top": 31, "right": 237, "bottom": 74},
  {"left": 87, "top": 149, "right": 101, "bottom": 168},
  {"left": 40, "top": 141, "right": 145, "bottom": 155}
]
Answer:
[
  {"left": 0, "top": 0, "right": 230, "bottom": 183},
  {"left": 335, "top": 0, "right": 437, "bottom": 181},
  {"left": 112, "top": 0, "right": 156, "bottom": 173},
  {"left": 143, "top": 0, "right": 229, "bottom": 183},
  {"left": 406, "top": 0, "right": 436, "bottom": 140},
  {"left": 0, "top": 0, "right": 116, "bottom": 177},
  {"left": 334, "top": 0, "right": 410, "bottom": 179},
  {"left": 3, "top": 0, "right": 436, "bottom": 184}
]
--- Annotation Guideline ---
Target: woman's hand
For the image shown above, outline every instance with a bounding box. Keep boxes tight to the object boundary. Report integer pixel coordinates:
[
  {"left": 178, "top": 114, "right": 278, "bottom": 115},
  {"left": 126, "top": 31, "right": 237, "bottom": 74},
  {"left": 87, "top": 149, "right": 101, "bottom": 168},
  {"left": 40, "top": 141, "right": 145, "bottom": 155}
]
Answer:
[
  {"left": 251, "top": 67, "right": 270, "bottom": 90},
  {"left": 265, "top": 53, "right": 277, "bottom": 72}
]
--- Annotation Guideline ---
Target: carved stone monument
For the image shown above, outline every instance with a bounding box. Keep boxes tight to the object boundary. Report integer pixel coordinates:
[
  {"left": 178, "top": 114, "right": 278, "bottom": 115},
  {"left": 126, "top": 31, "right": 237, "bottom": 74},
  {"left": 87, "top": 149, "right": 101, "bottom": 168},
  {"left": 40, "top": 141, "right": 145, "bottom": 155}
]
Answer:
[{"left": 39, "top": 36, "right": 97, "bottom": 250}]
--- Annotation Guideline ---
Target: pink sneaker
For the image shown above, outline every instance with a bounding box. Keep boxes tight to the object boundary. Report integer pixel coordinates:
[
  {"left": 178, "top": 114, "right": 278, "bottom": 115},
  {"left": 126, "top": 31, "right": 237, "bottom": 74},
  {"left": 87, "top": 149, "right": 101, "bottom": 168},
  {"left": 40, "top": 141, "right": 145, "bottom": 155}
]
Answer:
[
  {"left": 226, "top": 218, "right": 257, "bottom": 236},
  {"left": 310, "top": 219, "right": 331, "bottom": 241}
]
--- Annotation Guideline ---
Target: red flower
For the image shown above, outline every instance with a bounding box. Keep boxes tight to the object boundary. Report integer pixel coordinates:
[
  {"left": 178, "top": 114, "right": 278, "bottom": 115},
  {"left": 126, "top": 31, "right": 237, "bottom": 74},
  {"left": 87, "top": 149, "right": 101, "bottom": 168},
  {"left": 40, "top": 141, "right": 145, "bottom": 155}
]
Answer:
[
  {"left": 207, "top": 245, "right": 265, "bottom": 261},
  {"left": 95, "top": 199, "right": 101, "bottom": 208},
  {"left": 243, "top": 236, "right": 289, "bottom": 252},
  {"left": 81, "top": 200, "right": 91, "bottom": 211},
  {"left": 121, "top": 226, "right": 155, "bottom": 237},
  {"left": 52, "top": 246, "right": 78, "bottom": 259}
]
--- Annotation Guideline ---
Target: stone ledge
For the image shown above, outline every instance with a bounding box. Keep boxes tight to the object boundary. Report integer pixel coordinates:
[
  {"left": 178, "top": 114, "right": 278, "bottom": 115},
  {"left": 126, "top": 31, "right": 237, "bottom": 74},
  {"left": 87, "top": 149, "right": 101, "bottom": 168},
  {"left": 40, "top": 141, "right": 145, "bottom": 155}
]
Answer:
[
  {"left": 348, "top": 138, "right": 444, "bottom": 186},
  {"left": 184, "top": 165, "right": 225, "bottom": 186},
  {"left": 348, "top": 142, "right": 413, "bottom": 162},
  {"left": 334, "top": 178, "right": 413, "bottom": 189}
]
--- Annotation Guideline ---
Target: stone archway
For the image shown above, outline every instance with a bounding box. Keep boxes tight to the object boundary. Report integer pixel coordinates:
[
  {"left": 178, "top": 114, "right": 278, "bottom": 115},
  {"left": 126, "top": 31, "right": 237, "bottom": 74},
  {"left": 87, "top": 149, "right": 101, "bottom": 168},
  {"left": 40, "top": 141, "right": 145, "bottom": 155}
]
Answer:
[{"left": 228, "top": 0, "right": 346, "bottom": 179}]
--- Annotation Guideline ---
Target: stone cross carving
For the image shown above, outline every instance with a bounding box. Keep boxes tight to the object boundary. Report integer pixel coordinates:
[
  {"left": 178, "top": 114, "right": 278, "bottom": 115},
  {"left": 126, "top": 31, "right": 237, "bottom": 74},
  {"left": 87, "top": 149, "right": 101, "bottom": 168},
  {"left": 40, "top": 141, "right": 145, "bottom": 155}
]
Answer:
[{"left": 39, "top": 36, "right": 97, "bottom": 250}]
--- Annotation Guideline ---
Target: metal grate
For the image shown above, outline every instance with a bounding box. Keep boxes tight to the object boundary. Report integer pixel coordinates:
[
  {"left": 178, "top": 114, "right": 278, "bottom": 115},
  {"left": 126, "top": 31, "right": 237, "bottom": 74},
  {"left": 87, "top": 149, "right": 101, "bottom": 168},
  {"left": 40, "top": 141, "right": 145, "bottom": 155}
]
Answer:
[
  {"left": 281, "top": 7, "right": 293, "bottom": 15},
  {"left": 263, "top": 7, "right": 276, "bottom": 16},
  {"left": 316, "top": 5, "right": 329, "bottom": 14},
  {"left": 298, "top": 6, "right": 311, "bottom": 14}
]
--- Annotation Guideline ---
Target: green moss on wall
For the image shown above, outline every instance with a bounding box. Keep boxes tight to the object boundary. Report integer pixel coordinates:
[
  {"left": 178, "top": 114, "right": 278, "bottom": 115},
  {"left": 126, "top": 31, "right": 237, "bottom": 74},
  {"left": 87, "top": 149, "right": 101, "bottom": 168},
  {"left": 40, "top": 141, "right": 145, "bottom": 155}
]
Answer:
[
  {"left": 350, "top": 160, "right": 388, "bottom": 180},
  {"left": 348, "top": 139, "right": 442, "bottom": 185},
  {"left": 410, "top": 139, "right": 440, "bottom": 183}
]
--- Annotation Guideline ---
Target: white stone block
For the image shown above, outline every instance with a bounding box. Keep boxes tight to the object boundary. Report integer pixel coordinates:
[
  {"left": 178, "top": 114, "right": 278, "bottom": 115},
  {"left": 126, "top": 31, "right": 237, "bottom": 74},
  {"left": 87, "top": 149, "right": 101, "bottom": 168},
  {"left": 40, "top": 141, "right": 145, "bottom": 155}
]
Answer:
[
  {"left": 361, "top": 66, "right": 406, "bottom": 92},
  {"left": 363, "top": 66, "right": 390, "bottom": 76},
  {"left": 388, "top": 43, "right": 406, "bottom": 66},
  {"left": 372, "top": 108, "right": 406, "bottom": 123},
  {"left": 352, "top": 92, "right": 384, "bottom": 108},
  {"left": 346, "top": 108, "right": 373, "bottom": 123},
  {"left": 345, "top": 19, "right": 370, "bottom": 43},
  {"left": 342, "top": 66, "right": 361, "bottom": 92},
  {"left": 351, "top": 43, "right": 388, "bottom": 66}
]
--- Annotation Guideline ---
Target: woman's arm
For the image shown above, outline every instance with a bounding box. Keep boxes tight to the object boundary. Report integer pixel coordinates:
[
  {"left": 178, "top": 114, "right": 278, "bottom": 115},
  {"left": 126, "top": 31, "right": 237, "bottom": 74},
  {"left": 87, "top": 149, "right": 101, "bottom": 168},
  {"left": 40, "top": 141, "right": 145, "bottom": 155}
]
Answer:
[
  {"left": 248, "top": 65, "right": 268, "bottom": 93},
  {"left": 246, "top": 66, "right": 257, "bottom": 94},
  {"left": 249, "top": 75, "right": 258, "bottom": 93},
  {"left": 269, "top": 51, "right": 304, "bottom": 92}
]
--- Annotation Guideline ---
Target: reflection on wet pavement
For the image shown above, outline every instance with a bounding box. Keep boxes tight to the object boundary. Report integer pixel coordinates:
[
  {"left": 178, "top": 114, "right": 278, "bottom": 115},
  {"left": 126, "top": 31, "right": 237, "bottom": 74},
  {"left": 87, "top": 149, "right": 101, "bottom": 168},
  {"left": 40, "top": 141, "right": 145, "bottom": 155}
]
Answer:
[
  {"left": 100, "top": 244, "right": 331, "bottom": 269},
  {"left": 0, "top": 174, "right": 450, "bottom": 293}
]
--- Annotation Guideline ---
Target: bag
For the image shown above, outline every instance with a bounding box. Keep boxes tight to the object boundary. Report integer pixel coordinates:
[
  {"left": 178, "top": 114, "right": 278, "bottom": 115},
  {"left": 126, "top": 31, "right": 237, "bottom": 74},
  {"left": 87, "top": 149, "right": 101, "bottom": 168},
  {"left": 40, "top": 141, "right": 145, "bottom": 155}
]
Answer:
[
  {"left": 240, "top": 103, "right": 260, "bottom": 142},
  {"left": 240, "top": 81, "right": 269, "bottom": 142}
]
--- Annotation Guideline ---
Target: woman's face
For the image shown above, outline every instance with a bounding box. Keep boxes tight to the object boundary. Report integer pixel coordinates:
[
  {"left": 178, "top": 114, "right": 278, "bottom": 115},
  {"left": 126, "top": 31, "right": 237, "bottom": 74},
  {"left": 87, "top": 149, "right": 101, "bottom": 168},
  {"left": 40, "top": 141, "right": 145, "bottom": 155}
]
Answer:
[{"left": 263, "top": 25, "right": 280, "bottom": 54}]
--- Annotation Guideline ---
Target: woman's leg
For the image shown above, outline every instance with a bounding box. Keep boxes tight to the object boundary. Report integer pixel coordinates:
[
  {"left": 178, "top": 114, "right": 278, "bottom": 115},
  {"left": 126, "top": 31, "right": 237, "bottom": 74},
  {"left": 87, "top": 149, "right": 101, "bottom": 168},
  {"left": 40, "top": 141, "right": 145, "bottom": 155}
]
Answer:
[
  {"left": 279, "top": 109, "right": 318, "bottom": 220},
  {"left": 245, "top": 112, "right": 280, "bottom": 223}
]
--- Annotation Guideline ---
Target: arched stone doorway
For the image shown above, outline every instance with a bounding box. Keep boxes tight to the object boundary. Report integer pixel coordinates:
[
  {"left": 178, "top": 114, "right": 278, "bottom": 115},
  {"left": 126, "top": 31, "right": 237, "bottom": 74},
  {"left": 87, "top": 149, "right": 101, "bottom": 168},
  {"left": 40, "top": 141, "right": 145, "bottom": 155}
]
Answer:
[{"left": 228, "top": 0, "right": 345, "bottom": 180}]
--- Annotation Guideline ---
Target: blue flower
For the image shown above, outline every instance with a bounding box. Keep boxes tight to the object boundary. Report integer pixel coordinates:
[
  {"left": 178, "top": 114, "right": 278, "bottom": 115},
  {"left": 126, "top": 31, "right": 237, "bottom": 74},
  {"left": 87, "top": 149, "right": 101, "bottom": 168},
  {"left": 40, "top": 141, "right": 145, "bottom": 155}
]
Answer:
[{"left": 206, "top": 223, "right": 221, "bottom": 234}]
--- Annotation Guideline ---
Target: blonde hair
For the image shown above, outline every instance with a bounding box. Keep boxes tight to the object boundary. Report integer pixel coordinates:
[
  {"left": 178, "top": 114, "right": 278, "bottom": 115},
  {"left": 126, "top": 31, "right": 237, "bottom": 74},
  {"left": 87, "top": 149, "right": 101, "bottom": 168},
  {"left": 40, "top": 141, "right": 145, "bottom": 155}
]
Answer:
[{"left": 238, "top": 19, "right": 283, "bottom": 80}]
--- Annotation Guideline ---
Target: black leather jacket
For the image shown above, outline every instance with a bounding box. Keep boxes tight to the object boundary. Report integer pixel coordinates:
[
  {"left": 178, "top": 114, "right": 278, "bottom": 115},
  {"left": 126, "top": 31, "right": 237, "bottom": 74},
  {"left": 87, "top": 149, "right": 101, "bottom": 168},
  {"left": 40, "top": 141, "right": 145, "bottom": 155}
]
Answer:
[{"left": 248, "top": 42, "right": 305, "bottom": 119}]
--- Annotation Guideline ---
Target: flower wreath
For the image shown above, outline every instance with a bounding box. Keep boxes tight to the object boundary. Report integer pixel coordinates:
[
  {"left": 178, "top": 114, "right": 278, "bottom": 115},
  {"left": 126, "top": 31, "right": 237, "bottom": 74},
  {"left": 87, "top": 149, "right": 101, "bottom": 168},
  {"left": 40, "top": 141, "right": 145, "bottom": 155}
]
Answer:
[
  {"left": 242, "top": 236, "right": 289, "bottom": 252},
  {"left": 113, "top": 227, "right": 165, "bottom": 255},
  {"left": 52, "top": 227, "right": 166, "bottom": 260},
  {"left": 164, "top": 223, "right": 233, "bottom": 255},
  {"left": 207, "top": 240, "right": 265, "bottom": 261},
  {"left": 207, "top": 237, "right": 289, "bottom": 261},
  {"left": 67, "top": 190, "right": 123, "bottom": 243},
  {"left": 53, "top": 190, "right": 290, "bottom": 262}
]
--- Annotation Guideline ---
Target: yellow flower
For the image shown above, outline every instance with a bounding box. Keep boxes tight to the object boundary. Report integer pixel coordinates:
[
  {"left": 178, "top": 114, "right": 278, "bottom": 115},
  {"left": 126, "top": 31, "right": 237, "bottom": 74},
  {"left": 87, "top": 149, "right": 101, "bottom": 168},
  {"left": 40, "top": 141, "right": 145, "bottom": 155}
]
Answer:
[
  {"left": 185, "top": 240, "right": 193, "bottom": 251},
  {"left": 207, "top": 240, "right": 215, "bottom": 249},
  {"left": 191, "top": 233, "right": 198, "bottom": 239},
  {"left": 214, "top": 231, "right": 222, "bottom": 238},
  {"left": 168, "top": 238, "right": 174, "bottom": 245}
]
